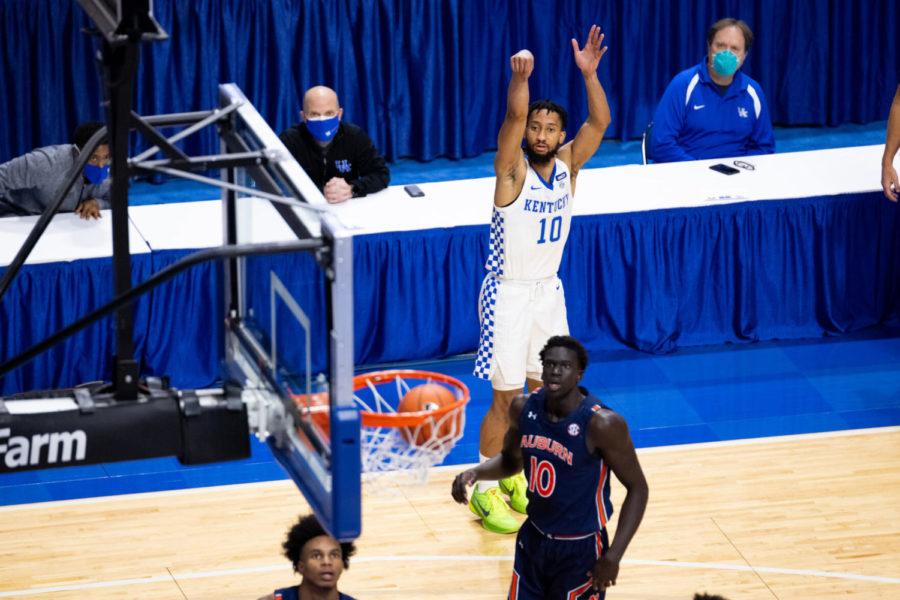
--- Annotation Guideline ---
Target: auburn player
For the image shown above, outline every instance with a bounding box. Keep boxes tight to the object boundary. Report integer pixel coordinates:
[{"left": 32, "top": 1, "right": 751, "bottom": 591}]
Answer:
[
  {"left": 259, "top": 514, "right": 358, "bottom": 600},
  {"left": 455, "top": 336, "right": 648, "bottom": 599}
]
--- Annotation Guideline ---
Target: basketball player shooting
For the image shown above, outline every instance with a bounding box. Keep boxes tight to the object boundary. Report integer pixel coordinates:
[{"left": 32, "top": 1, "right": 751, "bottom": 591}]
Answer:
[
  {"left": 454, "top": 336, "right": 648, "bottom": 599},
  {"left": 470, "top": 25, "right": 612, "bottom": 534}
]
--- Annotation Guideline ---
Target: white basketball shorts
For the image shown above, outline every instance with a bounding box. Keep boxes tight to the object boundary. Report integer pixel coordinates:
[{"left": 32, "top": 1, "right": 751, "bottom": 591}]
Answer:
[{"left": 473, "top": 273, "right": 569, "bottom": 390}]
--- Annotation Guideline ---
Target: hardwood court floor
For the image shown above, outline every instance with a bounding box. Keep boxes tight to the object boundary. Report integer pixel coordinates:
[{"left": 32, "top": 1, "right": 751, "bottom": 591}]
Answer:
[{"left": 1, "top": 427, "right": 898, "bottom": 599}]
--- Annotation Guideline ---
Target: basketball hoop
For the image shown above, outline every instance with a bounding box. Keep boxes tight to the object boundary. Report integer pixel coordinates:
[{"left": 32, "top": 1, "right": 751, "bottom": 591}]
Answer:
[{"left": 293, "top": 370, "right": 469, "bottom": 486}]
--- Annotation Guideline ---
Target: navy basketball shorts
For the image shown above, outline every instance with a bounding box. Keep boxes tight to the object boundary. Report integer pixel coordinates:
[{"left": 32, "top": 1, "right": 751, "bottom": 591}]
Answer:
[{"left": 508, "top": 520, "right": 610, "bottom": 600}]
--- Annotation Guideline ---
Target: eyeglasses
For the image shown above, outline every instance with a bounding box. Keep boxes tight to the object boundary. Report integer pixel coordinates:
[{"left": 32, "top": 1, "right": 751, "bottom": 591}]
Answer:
[{"left": 733, "top": 160, "right": 755, "bottom": 171}]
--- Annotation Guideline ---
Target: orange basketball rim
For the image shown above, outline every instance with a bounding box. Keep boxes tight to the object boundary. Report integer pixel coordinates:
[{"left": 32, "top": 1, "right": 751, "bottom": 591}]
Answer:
[
  {"left": 290, "top": 370, "right": 469, "bottom": 435},
  {"left": 354, "top": 370, "right": 469, "bottom": 428}
]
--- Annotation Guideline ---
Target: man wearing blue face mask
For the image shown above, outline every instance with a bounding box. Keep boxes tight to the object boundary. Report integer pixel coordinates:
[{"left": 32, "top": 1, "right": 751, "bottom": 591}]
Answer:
[
  {"left": 649, "top": 18, "right": 775, "bottom": 163},
  {"left": 0, "top": 121, "right": 109, "bottom": 219},
  {"left": 279, "top": 86, "right": 390, "bottom": 203},
  {"left": 0, "top": 121, "right": 111, "bottom": 219}
]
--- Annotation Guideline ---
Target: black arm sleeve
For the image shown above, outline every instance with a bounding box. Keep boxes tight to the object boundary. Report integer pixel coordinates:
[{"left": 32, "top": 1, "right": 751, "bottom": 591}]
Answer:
[
  {"left": 279, "top": 127, "right": 326, "bottom": 191},
  {"left": 349, "top": 134, "right": 390, "bottom": 196},
  {"left": 279, "top": 129, "right": 303, "bottom": 164}
]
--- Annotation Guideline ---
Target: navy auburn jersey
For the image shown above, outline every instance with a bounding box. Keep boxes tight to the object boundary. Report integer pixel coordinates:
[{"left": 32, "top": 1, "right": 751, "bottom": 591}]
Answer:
[
  {"left": 274, "top": 587, "right": 356, "bottom": 600},
  {"left": 519, "top": 388, "right": 614, "bottom": 536}
]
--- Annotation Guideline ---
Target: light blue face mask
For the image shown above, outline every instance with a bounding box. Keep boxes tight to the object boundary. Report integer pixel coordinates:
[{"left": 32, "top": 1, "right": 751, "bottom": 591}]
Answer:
[
  {"left": 83, "top": 163, "right": 110, "bottom": 184},
  {"left": 711, "top": 50, "right": 740, "bottom": 77},
  {"left": 305, "top": 115, "right": 340, "bottom": 143}
]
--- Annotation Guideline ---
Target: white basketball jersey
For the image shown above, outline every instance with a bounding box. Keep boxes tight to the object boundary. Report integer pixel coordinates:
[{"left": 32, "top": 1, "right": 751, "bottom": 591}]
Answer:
[{"left": 485, "top": 159, "right": 573, "bottom": 280}]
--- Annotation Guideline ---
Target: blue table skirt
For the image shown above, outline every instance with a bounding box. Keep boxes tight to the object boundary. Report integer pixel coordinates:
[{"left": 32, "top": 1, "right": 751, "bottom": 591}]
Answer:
[
  {"left": 2, "top": 191, "right": 899, "bottom": 394},
  {"left": 567, "top": 191, "right": 900, "bottom": 353},
  {"left": 0, "top": 255, "right": 155, "bottom": 394}
]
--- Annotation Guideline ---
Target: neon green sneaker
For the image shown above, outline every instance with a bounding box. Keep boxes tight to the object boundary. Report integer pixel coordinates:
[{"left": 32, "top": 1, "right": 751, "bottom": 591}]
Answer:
[
  {"left": 499, "top": 472, "right": 528, "bottom": 514},
  {"left": 468, "top": 487, "right": 521, "bottom": 534}
]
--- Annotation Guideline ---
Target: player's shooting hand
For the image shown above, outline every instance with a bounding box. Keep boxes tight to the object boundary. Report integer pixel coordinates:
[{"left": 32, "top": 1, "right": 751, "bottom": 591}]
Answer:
[
  {"left": 75, "top": 199, "right": 101, "bottom": 220},
  {"left": 324, "top": 177, "right": 353, "bottom": 203},
  {"left": 882, "top": 162, "right": 899, "bottom": 202},
  {"left": 589, "top": 554, "right": 620, "bottom": 591},
  {"left": 451, "top": 468, "right": 478, "bottom": 504},
  {"left": 510, "top": 49, "right": 535, "bottom": 80},
  {"left": 571, "top": 25, "right": 608, "bottom": 75}
]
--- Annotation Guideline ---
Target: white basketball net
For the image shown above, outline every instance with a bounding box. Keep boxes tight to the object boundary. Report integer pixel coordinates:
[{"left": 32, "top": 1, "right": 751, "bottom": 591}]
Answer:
[{"left": 353, "top": 373, "right": 467, "bottom": 486}]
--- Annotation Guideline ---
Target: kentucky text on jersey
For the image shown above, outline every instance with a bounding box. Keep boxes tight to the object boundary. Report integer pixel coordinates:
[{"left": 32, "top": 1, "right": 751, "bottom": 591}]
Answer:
[
  {"left": 484, "top": 158, "right": 574, "bottom": 280},
  {"left": 523, "top": 194, "right": 568, "bottom": 214},
  {"left": 520, "top": 434, "right": 574, "bottom": 465}
]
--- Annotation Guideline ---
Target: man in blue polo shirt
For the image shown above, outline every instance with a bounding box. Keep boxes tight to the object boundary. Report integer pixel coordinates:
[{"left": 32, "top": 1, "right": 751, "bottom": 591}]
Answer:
[{"left": 649, "top": 18, "right": 774, "bottom": 163}]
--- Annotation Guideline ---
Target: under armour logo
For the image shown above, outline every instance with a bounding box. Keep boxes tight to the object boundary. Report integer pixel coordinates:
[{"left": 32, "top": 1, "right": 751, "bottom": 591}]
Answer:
[
  {"left": 527, "top": 411, "right": 537, "bottom": 420},
  {"left": 335, "top": 159, "right": 351, "bottom": 173},
  {"left": 737, "top": 107, "right": 749, "bottom": 118}
]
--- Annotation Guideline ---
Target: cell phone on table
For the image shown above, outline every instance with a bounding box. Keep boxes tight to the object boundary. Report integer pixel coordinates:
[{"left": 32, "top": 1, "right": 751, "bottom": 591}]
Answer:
[
  {"left": 404, "top": 184, "right": 425, "bottom": 197},
  {"left": 709, "top": 163, "right": 740, "bottom": 175}
]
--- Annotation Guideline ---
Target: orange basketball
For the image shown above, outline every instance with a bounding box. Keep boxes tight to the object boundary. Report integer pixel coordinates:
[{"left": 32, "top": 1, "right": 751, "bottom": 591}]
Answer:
[{"left": 397, "top": 383, "right": 459, "bottom": 446}]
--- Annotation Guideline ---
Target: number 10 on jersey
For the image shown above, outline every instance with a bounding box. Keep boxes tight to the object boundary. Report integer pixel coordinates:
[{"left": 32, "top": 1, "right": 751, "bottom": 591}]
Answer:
[
  {"left": 528, "top": 456, "right": 557, "bottom": 497},
  {"left": 537, "top": 216, "right": 562, "bottom": 244}
]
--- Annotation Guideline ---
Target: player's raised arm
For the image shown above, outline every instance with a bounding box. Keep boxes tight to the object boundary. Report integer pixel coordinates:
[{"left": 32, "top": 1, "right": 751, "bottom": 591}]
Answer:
[
  {"left": 562, "top": 25, "right": 611, "bottom": 176},
  {"left": 587, "top": 409, "right": 648, "bottom": 591},
  {"left": 493, "top": 50, "right": 533, "bottom": 204}
]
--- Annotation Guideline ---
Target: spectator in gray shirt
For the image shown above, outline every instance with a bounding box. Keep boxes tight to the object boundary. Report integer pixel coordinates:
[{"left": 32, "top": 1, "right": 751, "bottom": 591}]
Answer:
[{"left": 0, "top": 121, "right": 111, "bottom": 219}]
